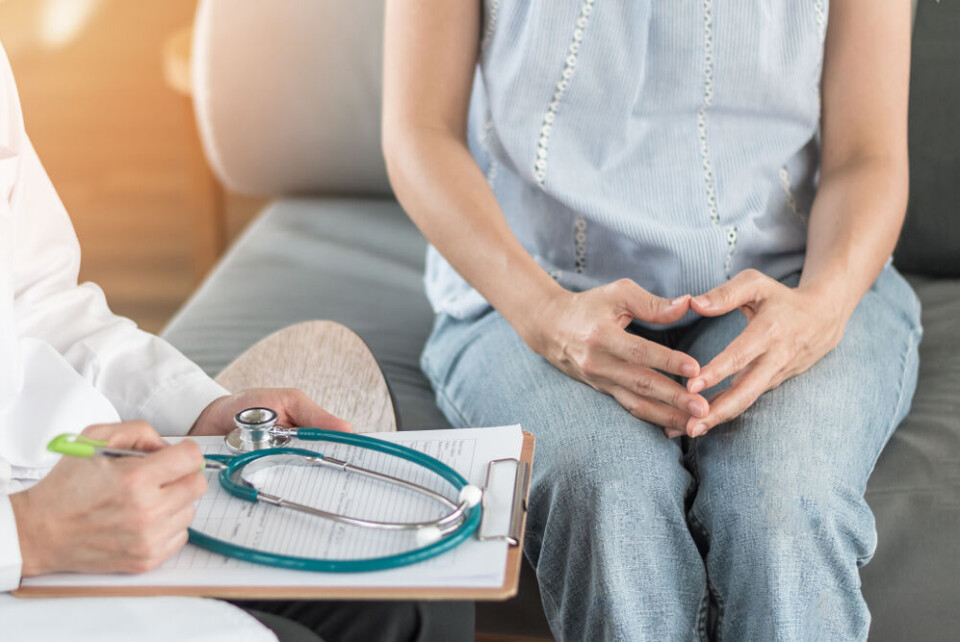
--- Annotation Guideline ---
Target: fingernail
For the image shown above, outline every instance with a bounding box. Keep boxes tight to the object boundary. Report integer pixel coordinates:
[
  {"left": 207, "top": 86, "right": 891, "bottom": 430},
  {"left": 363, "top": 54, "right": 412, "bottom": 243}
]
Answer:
[
  {"left": 681, "top": 362, "right": 698, "bottom": 378},
  {"left": 692, "top": 423, "right": 708, "bottom": 437},
  {"left": 664, "top": 428, "right": 682, "bottom": 439},
  {"left": 693, "top": 296, "right": 711, "bottom": 308},
  {"left": 670, "top": 296, "right": 688, "bottom": 307},
  {"left": 687, "top": 400, "right": 706, "bottom": 417},
  {"left": 688, "top": 378, "right": 706, "bottom": 394}
]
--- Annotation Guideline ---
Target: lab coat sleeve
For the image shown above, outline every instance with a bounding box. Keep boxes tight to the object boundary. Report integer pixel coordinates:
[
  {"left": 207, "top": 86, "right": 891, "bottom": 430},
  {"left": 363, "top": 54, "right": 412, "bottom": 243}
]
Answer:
[
  {"left": 2, "top": 51, "right": 227, "bottom": 435},
  {"left": 9, "top": 138, "right": 228, "bottom": 435}
]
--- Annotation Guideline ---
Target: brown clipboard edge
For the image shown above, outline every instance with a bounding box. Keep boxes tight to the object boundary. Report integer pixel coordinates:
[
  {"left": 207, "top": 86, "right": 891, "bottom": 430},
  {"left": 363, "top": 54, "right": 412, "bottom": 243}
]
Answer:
[{"left": 13, "top": 431, "right": 535, "bottom": 602}]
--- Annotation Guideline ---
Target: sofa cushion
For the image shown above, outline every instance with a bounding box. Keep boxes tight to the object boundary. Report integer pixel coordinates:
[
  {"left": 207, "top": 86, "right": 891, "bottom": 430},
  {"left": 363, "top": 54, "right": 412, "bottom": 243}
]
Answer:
[
  {"left": 191, "top": 1, "right": 390, "bottom": 196},
  {"left": 895, "top": 0, "right": 960, "bottom": 275},
  {"left": 163, "top": 198, "right": 446, "bottom": 430},
  {"left": 860, "top": 275, "right": 960, "bottom": 639}
]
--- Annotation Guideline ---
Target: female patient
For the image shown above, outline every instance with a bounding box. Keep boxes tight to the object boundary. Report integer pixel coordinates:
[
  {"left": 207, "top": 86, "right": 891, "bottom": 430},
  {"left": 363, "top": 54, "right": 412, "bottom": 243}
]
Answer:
[{"left": 383, "top": 0, "right": 919, "bottom": 639}]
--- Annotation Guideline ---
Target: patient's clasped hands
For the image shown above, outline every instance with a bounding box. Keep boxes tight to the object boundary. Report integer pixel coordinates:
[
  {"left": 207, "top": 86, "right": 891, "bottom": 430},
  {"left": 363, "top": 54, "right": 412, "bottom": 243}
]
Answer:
[{"left": 525, "top": 269, "right": 848, "bottom": 439}]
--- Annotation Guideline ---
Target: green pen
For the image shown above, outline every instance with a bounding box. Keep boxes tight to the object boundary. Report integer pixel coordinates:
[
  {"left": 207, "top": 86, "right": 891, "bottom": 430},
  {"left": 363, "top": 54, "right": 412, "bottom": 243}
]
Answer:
[{"left": 47, "top": 433, "right": 227, "bottom": 470}]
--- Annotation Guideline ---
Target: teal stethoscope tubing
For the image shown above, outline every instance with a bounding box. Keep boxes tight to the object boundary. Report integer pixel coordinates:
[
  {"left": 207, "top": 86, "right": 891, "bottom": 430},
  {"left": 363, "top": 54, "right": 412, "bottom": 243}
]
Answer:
[{"left": 187, "top": 428, "right": 482, "bottom": 573}]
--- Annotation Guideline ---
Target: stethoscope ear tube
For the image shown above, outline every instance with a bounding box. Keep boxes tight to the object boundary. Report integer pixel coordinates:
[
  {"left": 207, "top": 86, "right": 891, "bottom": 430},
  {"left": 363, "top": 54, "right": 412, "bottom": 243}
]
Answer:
[{"left": 188, "top": 428, "right": 483, "bottom": 572}]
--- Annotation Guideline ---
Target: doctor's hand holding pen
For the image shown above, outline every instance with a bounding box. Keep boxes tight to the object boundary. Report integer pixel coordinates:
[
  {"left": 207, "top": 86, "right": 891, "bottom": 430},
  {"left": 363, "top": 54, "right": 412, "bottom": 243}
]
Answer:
[
  {"left": 8, "top": 389, "right": 351, "bottom": 578},
  {"left": 9, "top": 421, "right": 206, "bottom": 577}
]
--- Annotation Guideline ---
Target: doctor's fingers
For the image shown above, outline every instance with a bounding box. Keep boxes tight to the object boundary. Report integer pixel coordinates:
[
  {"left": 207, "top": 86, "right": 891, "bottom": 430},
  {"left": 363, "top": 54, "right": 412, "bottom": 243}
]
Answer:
[
  {"left": 592, "top": 356, "right": 709, "bottom": 418},
  {"left": 157, "top": 469, "right": 209, "bottom": 513},
  {"left": 124, "top": 528, "right": 191, "bottom": 574},
  {"left": 607, "top": 384, "right": 693, "bottom": 433},
  {"left": 158, "top": 529, "right": 191, "bottom": 566},
  {"left": 160, "top": 502, "right": 198, "bottom": 541},
  {"left": 82, "top": 420, "right": 167, "bottom": 453},
  {"left": 129, "top": 440, "right": 206, "bottom": 485},
  {"left": 122, "top": 493, "right": 197, "bottom": 571}
]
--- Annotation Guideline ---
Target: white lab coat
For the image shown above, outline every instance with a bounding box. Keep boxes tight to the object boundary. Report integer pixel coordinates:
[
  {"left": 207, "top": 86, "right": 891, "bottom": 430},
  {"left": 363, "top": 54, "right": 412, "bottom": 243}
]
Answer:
[{"left": 0, "top": 43, "right": 274, "bottom": 640}]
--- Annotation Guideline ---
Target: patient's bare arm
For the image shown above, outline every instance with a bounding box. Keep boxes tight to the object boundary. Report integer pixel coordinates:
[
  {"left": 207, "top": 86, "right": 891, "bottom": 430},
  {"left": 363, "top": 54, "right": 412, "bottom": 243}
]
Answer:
[{"left": 382, "top": 0, "right": 707, "bottom": 432}]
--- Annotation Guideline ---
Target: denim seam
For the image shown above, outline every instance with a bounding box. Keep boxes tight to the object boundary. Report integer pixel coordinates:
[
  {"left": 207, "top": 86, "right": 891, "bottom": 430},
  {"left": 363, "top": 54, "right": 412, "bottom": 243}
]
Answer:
[
  {"left": 708, "top": 566, "right": 725, "bottom": 642},
  {"left": 432, "top": 382, "right": 473, "bottom": 429},
  {"left": 695, "top": 564, "right": 711, "bottom": 642},
  {"left": 868, "top": 328, "right": 920, "bottom": 474},
  {"left": 685, "top": 442, "right": 713, "bottom": 641},
  {"left": 857, "top": 326, "right": 921, "bottom": 568},
  {"left": 687, "top": 441, "right": 729, "bottom": 641},
  {"left": 533, "top": 567, "right": 563, "bottom": 639},
  {"left": 887, "top": 328, "right": 922, "bottom": 441},
  {"left": 854, "top": 616, "right": 870, "bottom": 641},
  {"left": 689, "top": 509, "right": 724, "bottom": 642},
  {"left": 698, "top": 600, "right": 710, "bottom": 641}
]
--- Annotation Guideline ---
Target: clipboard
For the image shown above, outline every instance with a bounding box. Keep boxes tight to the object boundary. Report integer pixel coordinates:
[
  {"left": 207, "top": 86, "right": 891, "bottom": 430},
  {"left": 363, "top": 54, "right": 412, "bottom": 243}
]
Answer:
[{"left": 14, "top": 431, "right": 535, "bottom": 601}]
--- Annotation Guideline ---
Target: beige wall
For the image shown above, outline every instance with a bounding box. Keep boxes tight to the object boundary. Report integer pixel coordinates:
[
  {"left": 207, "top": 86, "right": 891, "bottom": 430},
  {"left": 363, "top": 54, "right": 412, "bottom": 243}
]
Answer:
[{"left": 0, "top": 0, "right": 261, "bottom": 332}]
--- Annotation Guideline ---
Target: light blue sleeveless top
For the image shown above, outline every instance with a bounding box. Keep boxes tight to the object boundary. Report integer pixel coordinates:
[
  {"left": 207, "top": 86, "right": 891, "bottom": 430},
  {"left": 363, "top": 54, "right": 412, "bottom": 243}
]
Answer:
[{"left": 425, "top": 0, "right": 828, "bottom": 322}]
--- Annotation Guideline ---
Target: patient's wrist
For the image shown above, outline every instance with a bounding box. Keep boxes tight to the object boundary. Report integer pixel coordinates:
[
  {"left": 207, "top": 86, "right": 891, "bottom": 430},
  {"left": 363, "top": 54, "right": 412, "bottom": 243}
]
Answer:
[{"left": 499, "top": 270, "right": 567, "bottom": 349}]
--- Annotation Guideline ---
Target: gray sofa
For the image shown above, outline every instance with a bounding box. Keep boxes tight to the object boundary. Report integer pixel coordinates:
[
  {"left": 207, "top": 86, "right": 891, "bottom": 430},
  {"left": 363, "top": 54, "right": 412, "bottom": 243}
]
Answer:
[{"left": 164, "top": 1, "right": 959, "bottom": 639}]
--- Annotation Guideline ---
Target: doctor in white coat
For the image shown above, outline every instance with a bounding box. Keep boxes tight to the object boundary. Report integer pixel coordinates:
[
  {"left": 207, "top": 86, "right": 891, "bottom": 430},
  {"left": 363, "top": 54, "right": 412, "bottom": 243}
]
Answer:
[{"left": 0, "top": 41, "right": 435, "bottom": 642}]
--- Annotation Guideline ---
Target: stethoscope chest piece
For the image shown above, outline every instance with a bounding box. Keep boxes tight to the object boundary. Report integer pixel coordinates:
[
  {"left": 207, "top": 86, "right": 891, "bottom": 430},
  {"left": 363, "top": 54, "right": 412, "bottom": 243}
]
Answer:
[{"left": 225, "top": 407, "right": 292, "bottom": 453}]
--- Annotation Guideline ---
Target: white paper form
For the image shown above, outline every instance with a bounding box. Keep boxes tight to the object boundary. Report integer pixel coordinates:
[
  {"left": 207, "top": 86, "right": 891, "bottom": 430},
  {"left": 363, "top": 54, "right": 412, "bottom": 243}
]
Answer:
[{"left": 23, "top": 425, "right": 524, "bottom": 590}]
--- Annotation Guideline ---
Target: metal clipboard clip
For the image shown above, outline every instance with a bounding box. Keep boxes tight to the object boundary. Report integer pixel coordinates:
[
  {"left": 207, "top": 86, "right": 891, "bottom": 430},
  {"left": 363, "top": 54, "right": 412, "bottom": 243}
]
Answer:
[{"left": 477, "top": 458, "right": 531, "bottom": 546}]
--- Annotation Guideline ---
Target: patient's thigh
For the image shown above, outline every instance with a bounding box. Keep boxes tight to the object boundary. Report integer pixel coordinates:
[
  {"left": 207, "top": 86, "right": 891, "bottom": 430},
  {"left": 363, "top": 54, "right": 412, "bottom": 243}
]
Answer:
[
  {"left": 676, "top": 265, "right": 921, "bottom": 638},
  {"left": 421, "top": 310, "right": 685, "bottom": 472},
  {"left": 421, "top": 311, "right": 704, "bottom": 639},
  {"left": 420, "top": 310, "right": 695, "bottom": 550},
  {"left": 679, "top": 266, "right": 922, "bottom": 492}
]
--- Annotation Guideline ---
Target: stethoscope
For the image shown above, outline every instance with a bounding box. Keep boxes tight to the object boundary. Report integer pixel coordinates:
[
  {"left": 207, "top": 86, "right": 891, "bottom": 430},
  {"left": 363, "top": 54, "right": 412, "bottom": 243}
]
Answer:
[{"left": 187, "top": 407, "right": 483, "bottom": 572}]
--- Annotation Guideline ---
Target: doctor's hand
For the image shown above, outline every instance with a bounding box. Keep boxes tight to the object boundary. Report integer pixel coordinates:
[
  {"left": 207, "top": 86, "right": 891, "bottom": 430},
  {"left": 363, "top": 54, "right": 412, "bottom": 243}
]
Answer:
[
  {"left": 524, "top": 279, "right": 709, "bottom": 432},
  {"left": 683, "top": 269, "right": 849, "bottom": 438},
  {"left": 189, "top": 388, "right": 353, "bottom": 437},
  {"left": 9, "top": 421, "right": 206, "bottom": 576}
]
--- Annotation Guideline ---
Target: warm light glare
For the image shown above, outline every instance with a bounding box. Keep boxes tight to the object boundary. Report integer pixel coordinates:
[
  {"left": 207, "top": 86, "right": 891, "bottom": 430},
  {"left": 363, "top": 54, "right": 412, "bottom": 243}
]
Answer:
[{"left": 39, "top": 0, "right": 103, "bottom": 48}]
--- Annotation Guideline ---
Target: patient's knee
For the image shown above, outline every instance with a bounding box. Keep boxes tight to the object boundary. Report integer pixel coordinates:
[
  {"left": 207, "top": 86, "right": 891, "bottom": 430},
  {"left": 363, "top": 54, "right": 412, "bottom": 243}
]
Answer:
[
  {"left": 705, "top": 470, "right": 874, "bottom": 572},
  {"left": 532, "top": 422, "right": 688, "bottom": 523}
]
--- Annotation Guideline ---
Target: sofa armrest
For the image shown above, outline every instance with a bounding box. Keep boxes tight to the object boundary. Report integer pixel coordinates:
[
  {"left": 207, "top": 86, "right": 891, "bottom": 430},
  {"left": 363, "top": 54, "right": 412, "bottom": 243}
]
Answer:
[{"left": 191, "top": 0, "right": 390, "bottom": 197}]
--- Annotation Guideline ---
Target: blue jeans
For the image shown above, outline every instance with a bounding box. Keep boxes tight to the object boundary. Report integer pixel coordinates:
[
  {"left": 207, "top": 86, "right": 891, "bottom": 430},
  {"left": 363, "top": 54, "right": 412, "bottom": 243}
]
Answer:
[{"left": 421, "top": 265, "right": 922, "bottom": 641}]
